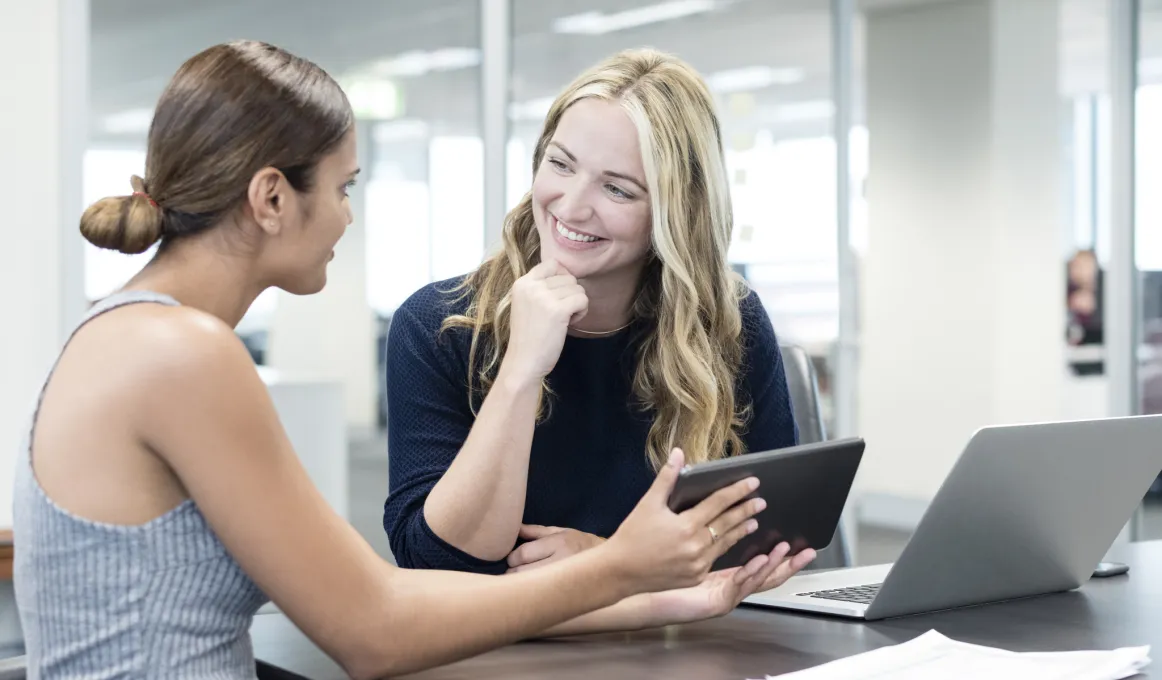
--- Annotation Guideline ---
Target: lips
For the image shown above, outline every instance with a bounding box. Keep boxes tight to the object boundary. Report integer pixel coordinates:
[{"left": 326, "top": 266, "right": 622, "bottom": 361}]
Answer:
[{"left": 552, "top": 214, "right": 604, "bottom": 243}]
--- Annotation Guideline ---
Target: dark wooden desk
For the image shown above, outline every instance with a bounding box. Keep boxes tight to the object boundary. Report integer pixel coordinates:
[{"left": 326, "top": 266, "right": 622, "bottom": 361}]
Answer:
[{"left": 251, "top": 540, "right": 1162, "bottom": 679}]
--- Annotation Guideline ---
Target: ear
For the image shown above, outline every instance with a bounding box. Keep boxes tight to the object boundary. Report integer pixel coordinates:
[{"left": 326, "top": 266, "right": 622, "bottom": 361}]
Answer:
[{"left": 247, "top": 167, "right": 289, "bottom": 237}]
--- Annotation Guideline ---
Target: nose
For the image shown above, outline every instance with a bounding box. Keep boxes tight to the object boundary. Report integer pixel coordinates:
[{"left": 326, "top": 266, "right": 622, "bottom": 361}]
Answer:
[{"left": 552, "top": 178, "right": 595, "bottom": 225}]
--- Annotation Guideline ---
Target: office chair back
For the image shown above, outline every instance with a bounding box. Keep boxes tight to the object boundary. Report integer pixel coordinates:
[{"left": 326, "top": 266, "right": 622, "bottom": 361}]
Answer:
[{"left": 777, "top": 345, "right": 852, "bottom": 569}]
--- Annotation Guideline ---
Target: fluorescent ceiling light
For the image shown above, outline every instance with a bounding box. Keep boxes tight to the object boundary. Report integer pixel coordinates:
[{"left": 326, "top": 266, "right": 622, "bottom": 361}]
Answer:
[
  {"left": 373, "top": 119, "right": 430, "bottom": 143},
  {"left": 771, "top": 100, "right": 835, "bottom": 123},
  {"left": 370, "top": 48, "right": 481, "bottom": 77},
  {"left": 706, "top": 66, "right": 805, "bottom": 93},
  {"left": 102, "top": 108, "right": 154, "bottom": 135},
  {"left": 509, "top": 97, "right": 555, "bottom": 121},
  {"left": 553, "top": 0, "right": 717, "bottom": 35},
  {"left": 339, "top": 77, "right": 402, "bottom": 120}
]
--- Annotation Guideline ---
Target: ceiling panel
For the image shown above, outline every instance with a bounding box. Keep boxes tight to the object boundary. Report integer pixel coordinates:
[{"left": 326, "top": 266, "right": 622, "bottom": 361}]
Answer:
[{"left": 88, "top": 0, "right": 1153, "bottom": 144}]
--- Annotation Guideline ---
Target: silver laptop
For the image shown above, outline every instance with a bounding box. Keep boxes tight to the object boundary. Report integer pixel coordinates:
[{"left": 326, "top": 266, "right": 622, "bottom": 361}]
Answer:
[{"left": 745, "top": 415, "right": 1162, "bottom": 620}]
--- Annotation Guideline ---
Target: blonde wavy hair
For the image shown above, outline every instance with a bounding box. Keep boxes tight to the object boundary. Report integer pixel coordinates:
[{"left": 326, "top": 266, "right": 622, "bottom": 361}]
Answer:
[{"left": 444, "top": 48, "right": 751, "bottom": 471}]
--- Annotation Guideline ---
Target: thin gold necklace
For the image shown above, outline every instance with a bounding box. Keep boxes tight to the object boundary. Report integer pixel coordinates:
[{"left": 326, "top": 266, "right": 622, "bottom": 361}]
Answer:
[{"left": 569, "top": 321, "right": 633, "bottom": 336}]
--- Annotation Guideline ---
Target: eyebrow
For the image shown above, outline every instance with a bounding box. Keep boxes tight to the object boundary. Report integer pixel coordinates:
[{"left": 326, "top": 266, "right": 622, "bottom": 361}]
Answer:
[
  {"left": 348, "top": 168, "right": 362, "bottom": 178},
  {"left": 549, "top": 141, "right": 648, "bottom": 194}
]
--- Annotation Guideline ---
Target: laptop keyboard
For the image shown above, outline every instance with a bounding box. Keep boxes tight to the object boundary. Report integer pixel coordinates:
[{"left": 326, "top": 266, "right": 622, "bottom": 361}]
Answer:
[{"left": 797, "top": 583, "right": 882, "bottom": 604}]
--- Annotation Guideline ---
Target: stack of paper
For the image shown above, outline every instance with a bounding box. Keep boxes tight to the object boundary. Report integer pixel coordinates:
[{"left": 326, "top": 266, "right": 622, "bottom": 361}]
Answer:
[{"left": 754, "top": 630, "right": 1151, "bottom": 680}]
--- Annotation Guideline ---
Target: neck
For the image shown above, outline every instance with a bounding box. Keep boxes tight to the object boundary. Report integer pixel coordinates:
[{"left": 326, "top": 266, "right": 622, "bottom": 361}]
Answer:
[
  {"left": 122, "top": 233, "right": 265, "bottom": 329},
  {"left": 569, "top": 267, "right": 642, "bottom": 336}
]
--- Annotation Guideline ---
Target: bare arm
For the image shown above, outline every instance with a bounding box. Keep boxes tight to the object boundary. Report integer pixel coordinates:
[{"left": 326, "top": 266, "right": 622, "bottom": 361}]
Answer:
[
  {"left": 139, "top": 308, "right": 762, "bottom": 679},
  {"left": 420, "top": 261, "right": 588, "bottom": 561},
  {"left": 533, "top": 542, "right": 814, "bottom": 639},
  {"left": 421, "top": 366, "right": 541, "bottom": 561}
]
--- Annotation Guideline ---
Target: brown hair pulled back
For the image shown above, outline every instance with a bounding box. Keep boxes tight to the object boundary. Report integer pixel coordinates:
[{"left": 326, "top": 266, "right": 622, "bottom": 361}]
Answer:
[{"left": 80, "top": 40, "right": 353, "bottom": 254}]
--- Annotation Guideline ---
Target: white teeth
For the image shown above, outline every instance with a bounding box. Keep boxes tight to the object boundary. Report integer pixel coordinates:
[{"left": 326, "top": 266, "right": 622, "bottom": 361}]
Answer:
[{"left": 555, "top": 218, "right": 599, "bottom": 243}]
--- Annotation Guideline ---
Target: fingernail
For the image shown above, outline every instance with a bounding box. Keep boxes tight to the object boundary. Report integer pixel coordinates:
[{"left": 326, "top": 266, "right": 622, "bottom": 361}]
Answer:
[
  {"left": 748, "top": 478, "right": 760, "bottom": 491},
  {"left": 669, "top": 450, "right": 682, "bottom": 467},
  {"left": 746, "top": 519, "right": 759, "bottom": 533},
  {"left": 753, "top": 498, "right": 767, "bottom": 512}
]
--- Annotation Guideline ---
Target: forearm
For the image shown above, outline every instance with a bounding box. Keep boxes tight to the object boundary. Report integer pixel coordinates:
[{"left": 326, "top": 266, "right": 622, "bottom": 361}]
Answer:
[
  {"left": 423, "top": 364, "right": 540, "bottom": 561},
  {"left": 364, "top": 545, "right": 633, "bottom": 677},
  {"left": 532, "top": 593, "right": 657, "bottom": 638}
]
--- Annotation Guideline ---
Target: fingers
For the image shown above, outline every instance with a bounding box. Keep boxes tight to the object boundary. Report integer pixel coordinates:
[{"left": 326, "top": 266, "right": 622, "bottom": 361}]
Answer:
[
  {"left": 737, "top": 552, "right": 786, "bottom": 600},
  {"left": 544, "top": 274, "right": 578, "bottom": 290},
  {"left": 707, "top": 497, "right": 766, "bottom": 544},
  {"left": 709, "top": 516, "right": 760, "bottom": 560},
  {"left": 518, "top": 524, "right": 560, "bottom": 540},
  {"left": 759, "top": 545, "right": 815, "bottom": 592},
  {"left": 527, "top": 259, "right": 562, "bottom": 279},
  {"left": 643, "top": 448, "right": 685, "bottom": 505},
  {"left": 788, "top": 548, "right": 817, "bottom": 572},
  {"left": 563, "top": 292, "right": 589, "bottom": 320},
  {"left": 684, "top": 476, "right": 760, "bottom": 528},
  {"left": 556, "top": 284, "right": 586, "bottom": 300},
  {"left": 732, "top": 554, "right": 772, "bottom": 584},
  {"left": 507, "top": 536, "right": 559, "bottom": 568}
]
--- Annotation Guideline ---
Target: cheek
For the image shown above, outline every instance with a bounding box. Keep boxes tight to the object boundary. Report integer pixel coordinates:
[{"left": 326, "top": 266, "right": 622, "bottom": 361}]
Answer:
[
  {"left": 329, "top": 199, "right": 348, "bottom": 234},
  {"left": 606, "top": 207, "right": 652, "bottom": 254},
  {"left": 530, "top": 172, "right": 553, "bottom": 213}
]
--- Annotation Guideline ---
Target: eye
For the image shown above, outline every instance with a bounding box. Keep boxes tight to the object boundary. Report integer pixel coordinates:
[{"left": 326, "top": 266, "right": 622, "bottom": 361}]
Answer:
[
  {"left": 343, "top": 179, "right": 358, "bottom": 197},
  {"left": 547, "top": 157, "right": 570, "bottom": 172},
  {"left": 606, "top": 184, "right": 633, "bottom": 200}
]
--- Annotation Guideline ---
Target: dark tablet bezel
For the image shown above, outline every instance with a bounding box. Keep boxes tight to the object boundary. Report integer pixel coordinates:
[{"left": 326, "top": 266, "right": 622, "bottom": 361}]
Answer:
[{"left": 667, "top": 437, "right": 865, "bottom": 571}]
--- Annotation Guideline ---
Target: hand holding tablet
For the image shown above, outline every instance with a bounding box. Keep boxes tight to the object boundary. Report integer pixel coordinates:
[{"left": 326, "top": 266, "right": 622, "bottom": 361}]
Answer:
[{"left": 667, "top": 438, "right": 865, "bottom": 571}]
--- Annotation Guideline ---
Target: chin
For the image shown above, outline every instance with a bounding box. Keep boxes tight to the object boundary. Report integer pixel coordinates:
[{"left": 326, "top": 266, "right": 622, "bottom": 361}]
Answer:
[
  {"left": 278, "top": 273, "right": 328, "bottom": 296},
  {"left": 539, "top": 236, "right": 603, "bottom": 279}
]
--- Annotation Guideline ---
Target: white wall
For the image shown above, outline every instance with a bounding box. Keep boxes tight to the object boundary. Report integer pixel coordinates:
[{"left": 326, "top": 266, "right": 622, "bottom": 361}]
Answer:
[
  {"left": 0, "top": 0, "right": 88, "bottom": 649},
  {"left": 857, "top": 0, "right": 1069, "bottom": 523},
  {"left": 0, "top": 0, "right": 88, "bottom": 530}
]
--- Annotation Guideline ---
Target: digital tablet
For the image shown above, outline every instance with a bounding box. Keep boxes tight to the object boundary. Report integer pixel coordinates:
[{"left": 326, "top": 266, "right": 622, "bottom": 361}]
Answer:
[{"left": 667, "top": 437, "right": 865, "bottom": 571}]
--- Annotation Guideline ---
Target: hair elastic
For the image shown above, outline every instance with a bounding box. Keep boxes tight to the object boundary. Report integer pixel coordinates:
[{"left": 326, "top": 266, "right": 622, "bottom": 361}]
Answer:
[{"left": 132, "top": 191, "right": 159, "bottom": 209}]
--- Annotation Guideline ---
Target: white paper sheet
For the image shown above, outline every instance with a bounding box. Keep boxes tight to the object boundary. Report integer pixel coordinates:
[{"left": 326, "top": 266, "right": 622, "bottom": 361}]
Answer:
[{"left": 755, "top": 630, "right": 1151, "bottom": 680}]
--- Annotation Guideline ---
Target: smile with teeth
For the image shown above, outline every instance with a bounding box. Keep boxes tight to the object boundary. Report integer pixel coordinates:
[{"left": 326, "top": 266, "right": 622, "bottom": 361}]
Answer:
[{"left": 554, "top": 217, "right": 602, "bottom": 243}]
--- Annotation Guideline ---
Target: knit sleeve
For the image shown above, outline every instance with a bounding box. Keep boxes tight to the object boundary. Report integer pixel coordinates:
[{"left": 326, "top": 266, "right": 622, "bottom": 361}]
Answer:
[
  {"left": 382, "top": 285, "right": 508, "bottom": 574},
  {"left": 738, "top": 290, "right": 800, "bottom": 453}
]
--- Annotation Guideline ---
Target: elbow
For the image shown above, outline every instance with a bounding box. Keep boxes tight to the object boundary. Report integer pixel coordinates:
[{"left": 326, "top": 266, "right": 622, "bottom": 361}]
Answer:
[
  {"left": 342, "top": 657, "right": 385, "bottom": 680},
  {"left": 383, "top": 505, "right": 422, "bottom": 569},
  {"left": 339, "top": 638, "right": 441, "bottom": 680},
  {"left": 391, "top": 502, "right": 515, "bottom": 572},
  {"left": 327, "top": 600, "right": 421, "bottom": 679},
  {"left": 387, "top": 533, "right": 420, "bottom": 570},
  {"left": 341, "top": 652, "right": 403, "bottom": 680}
]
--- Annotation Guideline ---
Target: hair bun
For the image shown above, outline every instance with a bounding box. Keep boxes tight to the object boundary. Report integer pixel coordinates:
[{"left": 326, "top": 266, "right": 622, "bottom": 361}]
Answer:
[{"left": 79, "top": 178, "right": 164, "bottom": 255}]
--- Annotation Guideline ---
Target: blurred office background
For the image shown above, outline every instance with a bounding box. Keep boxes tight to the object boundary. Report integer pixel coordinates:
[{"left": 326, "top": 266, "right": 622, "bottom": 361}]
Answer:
[{"left": 5, "top": 0, "right": 1162, "bottom": 569}]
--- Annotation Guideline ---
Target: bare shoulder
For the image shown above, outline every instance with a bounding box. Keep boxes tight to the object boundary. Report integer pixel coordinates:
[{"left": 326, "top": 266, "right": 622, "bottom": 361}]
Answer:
[
  {"left": 66, "top": 301, "right": 265, "bottom": 440},
  {"left": 88, "top": 302, "right": 255, "bottom": 385}
]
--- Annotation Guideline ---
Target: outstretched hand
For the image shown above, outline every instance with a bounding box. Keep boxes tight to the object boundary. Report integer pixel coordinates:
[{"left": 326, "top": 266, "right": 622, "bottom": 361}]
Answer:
[{"left": 645, "top": 543, "right": 817, "bottom": 626}]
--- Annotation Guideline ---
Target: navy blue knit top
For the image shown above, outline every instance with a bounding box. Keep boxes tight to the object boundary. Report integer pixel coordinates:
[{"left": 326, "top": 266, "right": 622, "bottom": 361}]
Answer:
[{"left": 383, "top": 276, "right": 799, "bottom": 573}]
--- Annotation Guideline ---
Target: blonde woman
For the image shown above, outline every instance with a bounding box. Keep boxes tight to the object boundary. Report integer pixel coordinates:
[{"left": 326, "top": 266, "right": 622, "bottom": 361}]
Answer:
[{"left": 384, "top": 48, "right": 811, "bottom": 601}]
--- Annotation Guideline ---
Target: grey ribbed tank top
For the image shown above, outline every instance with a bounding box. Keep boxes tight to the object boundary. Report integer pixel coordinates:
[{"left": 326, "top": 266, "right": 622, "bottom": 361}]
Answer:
[{"left": 13, "top": 290, "right": 270, "bottom": 679}]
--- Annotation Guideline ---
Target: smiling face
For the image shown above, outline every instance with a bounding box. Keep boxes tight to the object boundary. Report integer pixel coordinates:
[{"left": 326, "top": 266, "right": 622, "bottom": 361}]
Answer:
[{"left": 531, "top": 98, "right": 653, "bottom": 283}]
